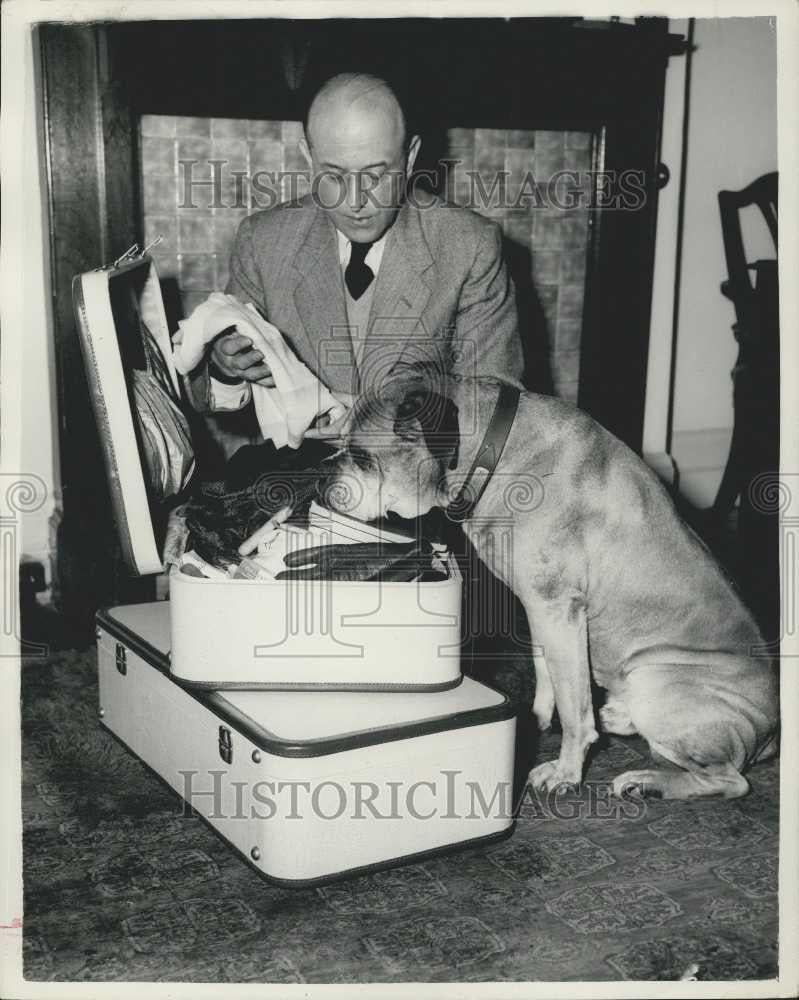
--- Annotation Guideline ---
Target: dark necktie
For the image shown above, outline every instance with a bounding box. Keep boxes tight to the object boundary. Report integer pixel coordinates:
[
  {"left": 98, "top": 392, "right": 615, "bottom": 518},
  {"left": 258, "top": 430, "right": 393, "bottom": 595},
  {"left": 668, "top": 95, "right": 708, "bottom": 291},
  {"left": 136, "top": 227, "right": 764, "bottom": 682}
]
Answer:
[{"left": 345, "top": 241, "right": 375, "bottom": 300}]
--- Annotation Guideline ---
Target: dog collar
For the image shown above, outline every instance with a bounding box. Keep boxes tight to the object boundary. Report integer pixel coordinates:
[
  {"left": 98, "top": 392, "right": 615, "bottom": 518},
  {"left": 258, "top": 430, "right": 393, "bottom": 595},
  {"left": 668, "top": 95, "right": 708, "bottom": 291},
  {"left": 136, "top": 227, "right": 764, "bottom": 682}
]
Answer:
[{"left": 445, "top": 384, "right": 520, "bottom": 523}]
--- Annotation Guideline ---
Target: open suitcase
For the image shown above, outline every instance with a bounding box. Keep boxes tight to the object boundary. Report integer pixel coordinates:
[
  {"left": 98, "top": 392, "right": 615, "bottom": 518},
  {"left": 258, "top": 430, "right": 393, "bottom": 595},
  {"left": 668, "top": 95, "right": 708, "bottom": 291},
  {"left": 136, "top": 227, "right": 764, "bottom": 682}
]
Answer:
[{"left": 75, "top": 251, "right": 518, "bottom": 884}]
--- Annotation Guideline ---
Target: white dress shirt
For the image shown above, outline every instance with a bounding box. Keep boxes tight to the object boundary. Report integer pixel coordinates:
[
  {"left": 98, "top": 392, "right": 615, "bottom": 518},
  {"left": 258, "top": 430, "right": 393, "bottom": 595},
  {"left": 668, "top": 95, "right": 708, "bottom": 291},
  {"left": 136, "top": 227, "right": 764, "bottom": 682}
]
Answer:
[{"left": 336, "top": 230, "right": 388, "bottom": 277}]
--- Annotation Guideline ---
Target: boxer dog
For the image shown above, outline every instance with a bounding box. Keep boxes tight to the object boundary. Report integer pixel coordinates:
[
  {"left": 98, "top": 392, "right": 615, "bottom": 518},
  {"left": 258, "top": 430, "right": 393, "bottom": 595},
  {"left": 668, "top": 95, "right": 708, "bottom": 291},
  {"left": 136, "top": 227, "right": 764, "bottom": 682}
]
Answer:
[{"left": 319, "top": 369, "right": 779, "bottom": 799}]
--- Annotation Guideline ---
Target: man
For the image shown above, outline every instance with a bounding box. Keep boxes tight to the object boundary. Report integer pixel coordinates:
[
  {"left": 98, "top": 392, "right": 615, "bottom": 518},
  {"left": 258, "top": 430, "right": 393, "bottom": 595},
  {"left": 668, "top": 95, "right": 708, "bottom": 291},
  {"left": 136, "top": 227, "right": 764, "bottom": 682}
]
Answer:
[{"left": 185, "top": 72, "right": 524, "bottom": 451}]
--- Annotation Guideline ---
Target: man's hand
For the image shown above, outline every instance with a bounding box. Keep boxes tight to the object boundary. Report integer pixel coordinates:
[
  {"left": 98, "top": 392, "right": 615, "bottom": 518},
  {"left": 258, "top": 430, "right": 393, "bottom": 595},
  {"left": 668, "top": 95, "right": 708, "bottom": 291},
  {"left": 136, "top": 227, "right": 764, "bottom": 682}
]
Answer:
[{"left": 209, "top": 328, "right": 275, "bottom": 386}]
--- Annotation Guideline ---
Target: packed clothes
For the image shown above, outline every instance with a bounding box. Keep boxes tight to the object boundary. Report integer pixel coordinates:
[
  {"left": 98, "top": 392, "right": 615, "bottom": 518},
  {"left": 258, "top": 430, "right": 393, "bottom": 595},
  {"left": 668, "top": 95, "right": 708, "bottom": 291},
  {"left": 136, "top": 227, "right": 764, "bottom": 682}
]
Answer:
[
  {"left": 182, "top": 440, "right": 333, "bottom": 568},
  {"left": 178, "top": 440, "right": 448, "bottom": 583}
]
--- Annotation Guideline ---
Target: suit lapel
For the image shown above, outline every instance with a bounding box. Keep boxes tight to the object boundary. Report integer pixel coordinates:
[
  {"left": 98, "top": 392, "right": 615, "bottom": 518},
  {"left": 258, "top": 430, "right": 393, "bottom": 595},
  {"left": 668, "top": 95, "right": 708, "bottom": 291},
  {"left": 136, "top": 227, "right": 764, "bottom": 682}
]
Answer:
[
  {"left": 291, "top": 207, "right": 355, "bottom": 390},
  {"left": 290, "top": 202, "right": 436, "bottom": 393},
  {"left": 367, "top": 201, "right": 435, "bottom": 349}
]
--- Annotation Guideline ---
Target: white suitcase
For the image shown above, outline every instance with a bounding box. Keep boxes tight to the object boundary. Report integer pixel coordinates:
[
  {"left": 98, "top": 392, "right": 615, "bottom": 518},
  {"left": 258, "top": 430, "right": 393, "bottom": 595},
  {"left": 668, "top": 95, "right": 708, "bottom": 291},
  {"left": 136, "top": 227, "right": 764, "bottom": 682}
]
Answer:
[
  {"left": 73, "top": 253, "right": 463, "bottom": 691},
  {"left": 96, "top": 601, "right": 516, "bottom": 885}
]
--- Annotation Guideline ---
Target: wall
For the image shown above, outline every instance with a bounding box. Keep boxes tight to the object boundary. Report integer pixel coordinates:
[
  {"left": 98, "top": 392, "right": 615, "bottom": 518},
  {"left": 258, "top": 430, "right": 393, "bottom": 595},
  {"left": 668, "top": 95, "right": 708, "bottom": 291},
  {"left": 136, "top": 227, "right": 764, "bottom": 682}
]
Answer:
[
  {"left": 13, "top": 29, "right": 61, "bottom": 585},
  {"left": 670, "top": 17, "right": 777, "bottom": 505},
  {"left": 445, "top": 126, "right": 593, "bottom": 402},
  {"left": 141, "top": 115, "right": 593, "bottom": 403}
]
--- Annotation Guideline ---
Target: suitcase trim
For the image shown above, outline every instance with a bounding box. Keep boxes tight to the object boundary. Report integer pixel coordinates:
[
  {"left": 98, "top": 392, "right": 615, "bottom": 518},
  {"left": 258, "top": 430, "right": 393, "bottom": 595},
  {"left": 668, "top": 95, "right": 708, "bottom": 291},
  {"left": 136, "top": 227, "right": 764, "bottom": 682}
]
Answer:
[
  {"left": 100, "top": 719, "right": 515, "bottom": 888},
  {"left": 173, "top": 676, "right": 464, "bottom": 693},
  {"left": 97, "top": 609, "right": 516, "bottom": 758}
]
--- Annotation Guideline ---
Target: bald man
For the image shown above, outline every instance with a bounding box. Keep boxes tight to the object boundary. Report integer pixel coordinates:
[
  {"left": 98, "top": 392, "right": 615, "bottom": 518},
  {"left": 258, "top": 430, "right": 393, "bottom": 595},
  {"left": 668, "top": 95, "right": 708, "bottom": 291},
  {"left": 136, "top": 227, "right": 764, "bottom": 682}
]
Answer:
[{"left": 185, "top": 73, "right": 524, "bottom": 454}]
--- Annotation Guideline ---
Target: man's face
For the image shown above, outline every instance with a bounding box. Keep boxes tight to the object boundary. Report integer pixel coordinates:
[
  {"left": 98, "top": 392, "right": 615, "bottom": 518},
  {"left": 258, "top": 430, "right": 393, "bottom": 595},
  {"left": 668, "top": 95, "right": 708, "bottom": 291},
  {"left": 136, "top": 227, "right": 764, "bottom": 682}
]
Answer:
[{"left": 301, "top": 108, "right": 420, "bottom": 244}]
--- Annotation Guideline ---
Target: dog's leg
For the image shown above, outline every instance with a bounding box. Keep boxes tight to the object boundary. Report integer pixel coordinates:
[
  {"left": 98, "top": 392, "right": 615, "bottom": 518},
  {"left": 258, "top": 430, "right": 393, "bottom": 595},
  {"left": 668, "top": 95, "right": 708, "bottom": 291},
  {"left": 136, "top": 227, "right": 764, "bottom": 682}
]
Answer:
[
  {"left": 532, "top": 653, "right": 555, "bottom": 732},
  {"left": 527, "top": 595, "right": 597, "bottom": 790},
  {"left": 613, "top": 762, "right": 750, "bottom": 800},
  {"left": 598, "top": 696, "right": 637, "bottom": 736},
  {"left": 610, "top": 659, "right": 775, "bottom": 800}
]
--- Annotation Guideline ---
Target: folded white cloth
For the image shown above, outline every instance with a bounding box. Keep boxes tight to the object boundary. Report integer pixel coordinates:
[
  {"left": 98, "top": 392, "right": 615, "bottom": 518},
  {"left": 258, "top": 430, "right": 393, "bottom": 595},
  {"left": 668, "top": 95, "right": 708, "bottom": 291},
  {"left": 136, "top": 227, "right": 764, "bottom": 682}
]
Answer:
[{"left": 172, "top": 292, "right": 339, "bottom": 449}]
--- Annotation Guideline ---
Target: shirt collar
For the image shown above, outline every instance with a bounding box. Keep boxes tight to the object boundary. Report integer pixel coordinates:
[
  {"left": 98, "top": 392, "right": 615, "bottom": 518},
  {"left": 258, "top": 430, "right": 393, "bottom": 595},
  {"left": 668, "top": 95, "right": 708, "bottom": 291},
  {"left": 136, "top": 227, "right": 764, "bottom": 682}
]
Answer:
[{"left": 336, "top": 229, "right": 388, "bottom": 275}]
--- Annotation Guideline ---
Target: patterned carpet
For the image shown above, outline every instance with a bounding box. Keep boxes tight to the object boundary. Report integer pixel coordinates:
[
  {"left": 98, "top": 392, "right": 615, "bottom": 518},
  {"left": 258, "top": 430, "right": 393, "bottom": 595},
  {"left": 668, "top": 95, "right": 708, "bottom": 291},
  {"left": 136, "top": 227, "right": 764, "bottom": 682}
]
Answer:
[{"left": 21, "top": 646, "right": 779, "bottom": 984}]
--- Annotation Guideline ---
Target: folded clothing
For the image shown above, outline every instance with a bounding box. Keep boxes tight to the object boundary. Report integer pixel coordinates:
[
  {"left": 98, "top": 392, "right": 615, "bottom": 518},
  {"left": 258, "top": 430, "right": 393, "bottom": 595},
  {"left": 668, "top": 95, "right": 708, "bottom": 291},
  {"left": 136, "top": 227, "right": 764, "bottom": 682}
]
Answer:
[
  {"left": 172, "top": 291, "right": 340, "bottom": 449},
  {"left": 184, "top": 440, "right": 449, "bottom": 581},
  {"left": 181, "top": 530, "right": 446, "bottom": 584},
  {"left": 275, "top": 539, "right": 446, "bottom": 583},
  {"left": 184, "top": 440, "right": 336, "bottom": 567}
]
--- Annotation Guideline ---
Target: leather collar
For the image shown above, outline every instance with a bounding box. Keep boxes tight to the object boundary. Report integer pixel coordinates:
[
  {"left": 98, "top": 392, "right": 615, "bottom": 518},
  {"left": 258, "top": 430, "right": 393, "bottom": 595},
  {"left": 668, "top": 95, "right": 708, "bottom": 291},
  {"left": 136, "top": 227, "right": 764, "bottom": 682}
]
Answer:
[{"left": 445, "top": 384, "right": 520, "bottom": 523}]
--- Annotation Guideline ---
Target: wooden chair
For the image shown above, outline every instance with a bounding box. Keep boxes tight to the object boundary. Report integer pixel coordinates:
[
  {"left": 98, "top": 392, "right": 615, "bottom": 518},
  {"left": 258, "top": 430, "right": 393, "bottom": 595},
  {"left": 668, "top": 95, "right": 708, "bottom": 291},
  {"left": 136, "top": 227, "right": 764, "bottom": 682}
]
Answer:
[
  {"left": 712, "top": 172, "right": 779, "bottom": 641},
  {"left": 713, "top": 172, "right": 778, "bottom": 517}
]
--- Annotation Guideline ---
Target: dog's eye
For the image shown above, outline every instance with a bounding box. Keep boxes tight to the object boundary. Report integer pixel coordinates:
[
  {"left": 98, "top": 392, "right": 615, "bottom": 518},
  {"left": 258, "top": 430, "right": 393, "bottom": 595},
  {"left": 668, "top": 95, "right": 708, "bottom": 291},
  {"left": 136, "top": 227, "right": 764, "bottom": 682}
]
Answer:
[{"left": 348, "top": 446, "right": 376, "bottom": 472}]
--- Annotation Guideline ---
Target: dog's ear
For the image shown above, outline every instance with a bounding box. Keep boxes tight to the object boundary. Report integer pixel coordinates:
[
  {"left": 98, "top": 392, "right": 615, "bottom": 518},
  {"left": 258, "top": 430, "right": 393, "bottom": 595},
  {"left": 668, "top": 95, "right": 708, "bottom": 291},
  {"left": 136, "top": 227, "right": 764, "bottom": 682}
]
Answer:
[{"left": 394, "top": 387, "right": 460, "bottom": 470}]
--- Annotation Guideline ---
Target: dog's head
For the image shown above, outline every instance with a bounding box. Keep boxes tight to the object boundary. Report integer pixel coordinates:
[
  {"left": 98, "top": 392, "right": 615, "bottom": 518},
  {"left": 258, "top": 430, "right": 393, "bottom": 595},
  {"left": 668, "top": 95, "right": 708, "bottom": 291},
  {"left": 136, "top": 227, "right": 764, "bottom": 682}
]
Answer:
[{"left": 320, "top": 369, "right": 460, "bottom": 522}]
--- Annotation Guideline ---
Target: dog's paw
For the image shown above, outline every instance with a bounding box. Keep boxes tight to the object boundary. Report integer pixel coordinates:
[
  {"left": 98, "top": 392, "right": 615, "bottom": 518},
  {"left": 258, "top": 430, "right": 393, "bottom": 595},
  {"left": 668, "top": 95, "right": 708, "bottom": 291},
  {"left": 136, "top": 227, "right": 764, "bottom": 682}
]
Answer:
[{"left": 529, "top": 759, "right": 582, "bottom": 793}]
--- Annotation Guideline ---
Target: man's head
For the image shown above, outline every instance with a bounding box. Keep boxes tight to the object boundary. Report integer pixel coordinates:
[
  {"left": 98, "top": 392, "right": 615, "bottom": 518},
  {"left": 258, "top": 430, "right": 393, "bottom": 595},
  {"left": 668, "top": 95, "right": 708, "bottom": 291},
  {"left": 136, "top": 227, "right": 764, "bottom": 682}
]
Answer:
[{"left": 300, "top": 73, "right": 421, "bottom": 244}]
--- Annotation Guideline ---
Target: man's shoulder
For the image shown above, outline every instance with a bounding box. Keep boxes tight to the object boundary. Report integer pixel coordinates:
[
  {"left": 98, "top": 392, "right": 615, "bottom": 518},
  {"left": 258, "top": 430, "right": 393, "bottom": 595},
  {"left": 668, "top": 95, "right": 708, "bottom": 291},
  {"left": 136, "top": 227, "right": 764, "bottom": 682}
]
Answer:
[
  {"left": 407, "top": 194, "right": 501, "bottom": 257},
  {"left": 409, "top": 194, "right": 499, "bottom": 241},
  {"left": 238, "top": 195, "right": 317, "bottom": 242}
]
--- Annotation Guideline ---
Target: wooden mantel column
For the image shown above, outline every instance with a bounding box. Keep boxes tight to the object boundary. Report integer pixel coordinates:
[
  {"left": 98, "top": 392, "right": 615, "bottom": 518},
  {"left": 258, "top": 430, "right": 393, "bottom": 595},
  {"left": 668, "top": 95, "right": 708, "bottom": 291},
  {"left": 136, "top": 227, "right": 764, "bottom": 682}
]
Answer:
[{"left": 39, "top": 23, "right": 152, "bottom": 635}]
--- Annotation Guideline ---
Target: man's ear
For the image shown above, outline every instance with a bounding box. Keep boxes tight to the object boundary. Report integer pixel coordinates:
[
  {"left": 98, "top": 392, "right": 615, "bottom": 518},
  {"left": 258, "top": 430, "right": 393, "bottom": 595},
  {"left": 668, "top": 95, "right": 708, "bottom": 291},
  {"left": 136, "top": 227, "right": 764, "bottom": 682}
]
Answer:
[
  {"left": 299, "top": 136, "right": 312, "bottom": 169},
  {"left": 394, "top": 387, "right": 460, "bottom": 471}
]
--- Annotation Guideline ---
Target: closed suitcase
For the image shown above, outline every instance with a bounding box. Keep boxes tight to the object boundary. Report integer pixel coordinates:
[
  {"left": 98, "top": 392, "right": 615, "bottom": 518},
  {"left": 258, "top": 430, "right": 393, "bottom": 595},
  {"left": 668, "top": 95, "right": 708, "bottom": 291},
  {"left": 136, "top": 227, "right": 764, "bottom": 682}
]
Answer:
[
  {"left": 73, "top": 253, "right": 462, "bottom": 690},
  {"left": 97, "top": 601, "right": 516, "bottom": 885}
]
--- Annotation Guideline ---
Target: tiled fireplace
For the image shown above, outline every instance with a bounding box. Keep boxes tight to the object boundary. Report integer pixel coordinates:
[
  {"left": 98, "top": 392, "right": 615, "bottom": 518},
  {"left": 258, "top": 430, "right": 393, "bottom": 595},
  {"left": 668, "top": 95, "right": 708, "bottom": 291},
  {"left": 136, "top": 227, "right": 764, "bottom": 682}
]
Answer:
[{"left": 141, "top": 115, "right": 594, "bottom": 403}]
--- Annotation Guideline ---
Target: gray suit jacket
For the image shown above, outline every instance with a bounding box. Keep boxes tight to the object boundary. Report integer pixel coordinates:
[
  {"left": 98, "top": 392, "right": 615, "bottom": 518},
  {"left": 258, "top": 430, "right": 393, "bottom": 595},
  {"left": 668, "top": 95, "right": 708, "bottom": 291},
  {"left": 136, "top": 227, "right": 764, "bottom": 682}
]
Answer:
[{"left": 186, "top": 193, "right": 523, "bottom": 430}]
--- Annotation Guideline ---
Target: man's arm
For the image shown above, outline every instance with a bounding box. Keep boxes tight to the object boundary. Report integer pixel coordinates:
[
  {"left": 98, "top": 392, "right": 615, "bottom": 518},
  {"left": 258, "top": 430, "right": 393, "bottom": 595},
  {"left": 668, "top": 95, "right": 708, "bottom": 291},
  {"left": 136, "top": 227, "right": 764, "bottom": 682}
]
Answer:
[
  {"left": 226, "top": 214, "right": 266, "bottom": 307},
  {"left": 183, "top": 215, "right": 271, "bottom": 413},
  {"left": 452, "top": 221, "right": 524, "bottom": 386}
]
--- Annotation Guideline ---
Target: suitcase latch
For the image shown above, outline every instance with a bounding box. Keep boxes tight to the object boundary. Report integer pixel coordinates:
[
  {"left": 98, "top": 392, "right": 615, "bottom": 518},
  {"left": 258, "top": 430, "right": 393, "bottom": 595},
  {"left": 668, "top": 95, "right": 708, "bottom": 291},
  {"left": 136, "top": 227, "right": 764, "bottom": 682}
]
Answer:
[
  {"left": 218, "top": 726, "right": 233, "bottom": 764},
  {"left": 115, "top": 643, "right": 127, "bottom": 676}
]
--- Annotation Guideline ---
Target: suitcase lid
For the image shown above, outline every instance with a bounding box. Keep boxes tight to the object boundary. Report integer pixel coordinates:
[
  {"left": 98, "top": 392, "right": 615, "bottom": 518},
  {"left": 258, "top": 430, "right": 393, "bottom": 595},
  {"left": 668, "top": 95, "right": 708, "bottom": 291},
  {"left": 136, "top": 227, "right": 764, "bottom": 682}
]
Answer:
[
  {"left": 73, "top": 254, "right": 189, "bottom": 577},
  {"left": 98, "top": 603, "right": 514, "bottom": 758}
]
